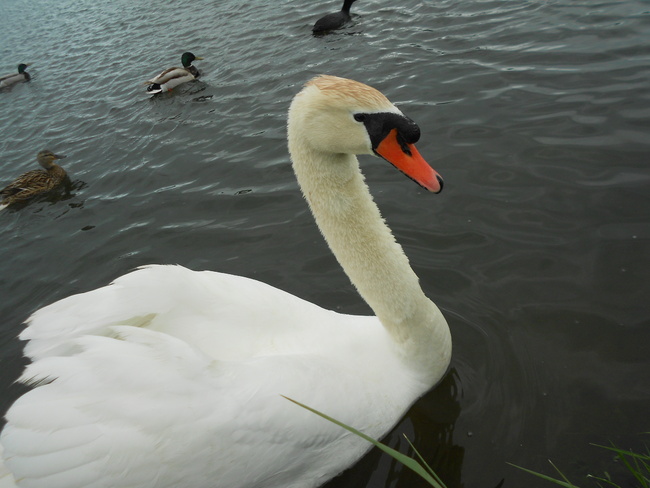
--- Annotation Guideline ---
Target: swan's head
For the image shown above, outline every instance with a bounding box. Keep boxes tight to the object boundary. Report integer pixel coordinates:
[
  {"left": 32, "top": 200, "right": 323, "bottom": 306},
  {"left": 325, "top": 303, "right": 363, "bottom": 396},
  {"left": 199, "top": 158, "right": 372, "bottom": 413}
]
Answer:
[
  {"left": 288, "top": 75, "right": 443, "bottom": 193},
  {"left": 37, "top": 149, "right": 66, "bottom": 169}
]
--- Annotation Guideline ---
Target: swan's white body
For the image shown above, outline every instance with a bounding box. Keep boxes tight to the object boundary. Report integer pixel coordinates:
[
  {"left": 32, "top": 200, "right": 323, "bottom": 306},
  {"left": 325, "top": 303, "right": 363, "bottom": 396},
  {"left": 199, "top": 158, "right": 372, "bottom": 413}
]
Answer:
[{"left": 0, "top": 75, "right": 451, "bottom": 488}]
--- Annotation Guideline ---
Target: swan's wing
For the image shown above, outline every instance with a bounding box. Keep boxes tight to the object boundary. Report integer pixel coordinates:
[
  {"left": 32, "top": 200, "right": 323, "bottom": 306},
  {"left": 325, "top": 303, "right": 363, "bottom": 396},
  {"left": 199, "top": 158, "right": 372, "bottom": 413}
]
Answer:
[
  {"left": 0, "top": 445, "right": 14, "bottom": 488},
  {"left": 3, "top": 325, "right": 399, "bottom": 488},
  {"left": 3, "top": 328, "right": 220, "bottom": 488},
  {"left": 3, "top": 265, "right": 415, "bottom": 488},
  {"left": 20, "top": 265, "right": 351, "bottom": 361}
]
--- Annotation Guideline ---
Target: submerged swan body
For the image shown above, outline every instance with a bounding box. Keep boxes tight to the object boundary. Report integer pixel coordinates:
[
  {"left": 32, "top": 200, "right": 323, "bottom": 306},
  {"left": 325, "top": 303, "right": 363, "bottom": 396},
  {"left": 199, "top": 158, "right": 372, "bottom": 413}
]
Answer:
[
  {"left": 0, "top": 75, "right": 451, "bottom": 488},
  {"left": 0, "top": 150, "right": 67, "bottom": 210}
]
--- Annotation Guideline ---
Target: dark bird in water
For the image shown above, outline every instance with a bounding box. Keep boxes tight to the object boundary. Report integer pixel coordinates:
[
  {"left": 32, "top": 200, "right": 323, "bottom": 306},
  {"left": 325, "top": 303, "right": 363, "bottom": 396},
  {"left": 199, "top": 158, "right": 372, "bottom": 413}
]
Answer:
[
  {"left": 312, "top": 0, "right": 358, "bottom": 34},
  {"left": 0, "top": 150, "right": 68, "bottom": 210},
  {"left": 145, "top": 52, "right": 204, "bottom": 94},
  {"left": 0, "top": 63, "right": 31, "bottom": 89}
]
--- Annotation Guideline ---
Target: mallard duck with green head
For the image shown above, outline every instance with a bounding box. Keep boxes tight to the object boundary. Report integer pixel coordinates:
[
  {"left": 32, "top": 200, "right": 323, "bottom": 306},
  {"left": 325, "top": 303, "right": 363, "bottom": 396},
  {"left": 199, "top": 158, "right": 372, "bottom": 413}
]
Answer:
[
  {"left": 0, "top": 64, "right": 31, "bottom": 89},
  {"left": 0, "top": 150, "right": 68, "bottom": 210},
  {"left": 144, "top": 52, "right": 204, "bottom": 94}
]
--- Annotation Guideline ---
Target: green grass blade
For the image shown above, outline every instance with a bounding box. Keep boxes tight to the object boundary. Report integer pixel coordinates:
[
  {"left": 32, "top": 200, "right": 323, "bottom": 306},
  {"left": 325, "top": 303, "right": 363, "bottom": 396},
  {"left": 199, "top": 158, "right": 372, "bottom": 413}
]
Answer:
[
  {"left": 590, "top": 443, "right": 650, "bottom": 487},
  {"left": 512, "top": 436, "right": 650, "bottom": 488},
  {"left": 590, "top": 443, "right": 650, "bottom": 462},
  {"left": 586, "top": 473, "right": 620, "bottom": 488},
  {"left": 507, "top": 462, "right": 581, "bottom": 488},
  {"left": 402, "top": 434, "right": 448, "bottom": 488},
  {"left": 549, "top": 459, "right": 578, "bottom": 486},
  {"left": 283, "top": 396, "right": 445, "bottom": 488}
]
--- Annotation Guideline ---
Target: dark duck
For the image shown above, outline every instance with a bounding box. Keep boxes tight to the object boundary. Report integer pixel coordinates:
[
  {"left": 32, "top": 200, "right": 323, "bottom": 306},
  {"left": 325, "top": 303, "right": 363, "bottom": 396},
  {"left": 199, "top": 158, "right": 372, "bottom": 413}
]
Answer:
[{"left": 312, "top": 0, "right": 358, "bottom": 34}]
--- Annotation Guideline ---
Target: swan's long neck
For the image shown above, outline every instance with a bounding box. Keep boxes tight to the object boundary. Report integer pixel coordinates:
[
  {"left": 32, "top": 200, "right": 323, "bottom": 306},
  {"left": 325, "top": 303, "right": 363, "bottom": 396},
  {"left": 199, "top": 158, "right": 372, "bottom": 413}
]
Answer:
[{"left": 290, "top": 144, "right": 451, "bottom": 378}]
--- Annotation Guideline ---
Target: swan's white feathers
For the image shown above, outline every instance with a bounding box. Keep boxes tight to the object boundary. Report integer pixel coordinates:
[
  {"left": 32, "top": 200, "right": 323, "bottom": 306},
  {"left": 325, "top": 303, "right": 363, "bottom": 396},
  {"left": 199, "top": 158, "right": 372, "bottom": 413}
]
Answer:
[
  {"left": 5, "top": 335, "right": 410, "bottom": 488},
  {"left": 1, "top": 76, "right": 452, "bottom": 488},
  {"left": 290, "top": 76, "right": 401, "bottom": 158},
  {"left": 22, "top": 265, "right": 301, "bottom": 359},
  {"left": 4, "top": 265, "right": 422, "bottom": 487},
  {"left": 305, "top": 75, "right": 395, "bottom": 113},
  {"left": 22, "top": 265, "right": 392, "bottom": 364}
]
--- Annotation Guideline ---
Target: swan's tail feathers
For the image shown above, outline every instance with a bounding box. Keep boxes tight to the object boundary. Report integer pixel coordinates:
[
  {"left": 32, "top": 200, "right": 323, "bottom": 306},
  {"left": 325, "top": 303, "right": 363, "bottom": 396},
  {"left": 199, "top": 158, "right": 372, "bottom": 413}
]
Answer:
[{"left": 0, "top": 445, "right": 17, "bottom": 488}]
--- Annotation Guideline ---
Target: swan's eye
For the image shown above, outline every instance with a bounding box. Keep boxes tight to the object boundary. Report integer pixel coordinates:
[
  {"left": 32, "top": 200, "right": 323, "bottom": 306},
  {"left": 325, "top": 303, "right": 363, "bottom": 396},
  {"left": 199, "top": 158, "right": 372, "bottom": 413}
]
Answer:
[{"left": 353, "top": 113, "right": 366, "bottom": 123}]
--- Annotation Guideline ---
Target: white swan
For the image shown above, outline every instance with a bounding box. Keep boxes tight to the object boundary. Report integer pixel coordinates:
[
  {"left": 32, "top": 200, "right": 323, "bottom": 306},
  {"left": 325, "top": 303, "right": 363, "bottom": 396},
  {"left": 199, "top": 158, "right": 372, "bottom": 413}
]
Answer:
[{"left": 0, "top": 75, "right": 451, "bottom": 488}]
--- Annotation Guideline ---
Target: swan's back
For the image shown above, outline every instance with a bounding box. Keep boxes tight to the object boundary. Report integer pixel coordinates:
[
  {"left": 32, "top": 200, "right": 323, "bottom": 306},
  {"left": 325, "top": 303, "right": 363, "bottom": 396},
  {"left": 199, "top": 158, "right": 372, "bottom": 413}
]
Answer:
[
  {"left": 21, "top": 265, "right": 377, "bottom": 361},
  {"left": 2, "top": 266, "right": 424, "bottom": 488}
]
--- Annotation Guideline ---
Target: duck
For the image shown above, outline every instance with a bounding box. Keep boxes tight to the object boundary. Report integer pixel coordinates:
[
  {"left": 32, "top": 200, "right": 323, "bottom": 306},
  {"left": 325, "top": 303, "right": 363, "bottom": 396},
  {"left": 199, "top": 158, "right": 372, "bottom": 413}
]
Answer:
[
  {"left": 0, "top": 150, "right": 67, "bottom": 210},
  {"left": 144, "top": 52, "right": 204, "bottom": 94},
  {"left": 0, "top": 64, "right": 30, "bottom": 89},
  {"left": 312, "top": 0, "right": 358, "bottom": 34},
  {"left": 0, "top": 75, "right": 451, "bottom": 488}
]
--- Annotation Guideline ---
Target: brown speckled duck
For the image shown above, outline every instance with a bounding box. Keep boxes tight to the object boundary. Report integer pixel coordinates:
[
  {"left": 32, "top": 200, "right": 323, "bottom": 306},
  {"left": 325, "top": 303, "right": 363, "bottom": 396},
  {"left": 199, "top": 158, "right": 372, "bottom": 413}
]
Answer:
[{"left": 0, "top": 150, "right": 67, "bottom": 210}]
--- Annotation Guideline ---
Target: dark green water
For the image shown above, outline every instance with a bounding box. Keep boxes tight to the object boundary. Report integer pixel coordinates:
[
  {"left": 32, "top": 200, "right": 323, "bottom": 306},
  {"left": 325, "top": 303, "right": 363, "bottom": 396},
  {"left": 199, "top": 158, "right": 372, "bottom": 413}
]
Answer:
[{"left": 1, "top": 0, "right": 648, "bottom": 487}]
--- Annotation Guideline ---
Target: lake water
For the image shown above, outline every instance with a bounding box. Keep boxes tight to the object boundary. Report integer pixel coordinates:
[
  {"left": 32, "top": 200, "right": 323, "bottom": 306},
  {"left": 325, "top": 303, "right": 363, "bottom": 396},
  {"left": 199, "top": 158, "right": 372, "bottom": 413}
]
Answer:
[{"left": 0, "top": 0, "right": 648, "bottom": 487}]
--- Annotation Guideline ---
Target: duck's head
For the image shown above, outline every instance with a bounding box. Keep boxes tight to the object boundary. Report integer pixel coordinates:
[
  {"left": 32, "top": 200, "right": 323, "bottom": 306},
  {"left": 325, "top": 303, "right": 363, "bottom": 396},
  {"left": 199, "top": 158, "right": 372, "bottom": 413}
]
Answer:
[
  {"left": 288, "top": 75, "right": 443, "bottom": 193},
  {"left": 181, "top": 52, "right": 203, "bottom": 68},
  {"left": 37, "top": 150, "right": 66, "bottom": 169},
  {"left": 18, "top": 63, "right": 29, "bottom": 74}
]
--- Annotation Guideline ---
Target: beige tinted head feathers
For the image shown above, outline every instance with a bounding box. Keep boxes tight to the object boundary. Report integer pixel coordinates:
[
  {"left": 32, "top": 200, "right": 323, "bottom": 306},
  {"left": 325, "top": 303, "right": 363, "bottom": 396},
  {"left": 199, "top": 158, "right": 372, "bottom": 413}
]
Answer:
[
  {"left": 304, "top": 75, "right": 396, "bottom": 113},
  {"left": 288, "top": 75, "right": 443, "bottom": 192}
]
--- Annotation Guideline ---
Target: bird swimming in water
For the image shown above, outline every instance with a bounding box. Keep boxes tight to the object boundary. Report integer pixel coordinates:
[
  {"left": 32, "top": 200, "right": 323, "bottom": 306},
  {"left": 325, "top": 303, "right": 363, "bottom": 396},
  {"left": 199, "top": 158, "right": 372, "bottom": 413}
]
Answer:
[
  {"left": 0, "top": 150, "right": 68, "bottom": 210},
  {"left": 0, "top": 64, "right": 31, "bottom": 89},
  {"left": 313, "top": 0, "right": 358, "bottom": 34},
  {"left": 0, "top": 75, "right": 450, "bottom": 488},
  {"left": 144, "top": 52, "right": 204, "bottom": 94}
]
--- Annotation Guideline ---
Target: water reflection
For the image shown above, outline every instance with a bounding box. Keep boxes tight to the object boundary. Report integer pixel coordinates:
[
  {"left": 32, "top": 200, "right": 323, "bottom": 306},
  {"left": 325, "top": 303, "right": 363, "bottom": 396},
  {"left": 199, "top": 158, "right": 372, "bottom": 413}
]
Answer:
[{"left": 322, "top": 370, "right": 464, "bottom": 488}]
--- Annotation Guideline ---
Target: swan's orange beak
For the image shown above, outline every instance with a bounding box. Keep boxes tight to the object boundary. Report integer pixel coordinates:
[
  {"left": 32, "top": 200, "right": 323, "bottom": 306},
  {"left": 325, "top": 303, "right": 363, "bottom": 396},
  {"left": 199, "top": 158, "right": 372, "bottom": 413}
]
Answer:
[{"left": 375, "top": 129, "right": 443, "bottom": 193}]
